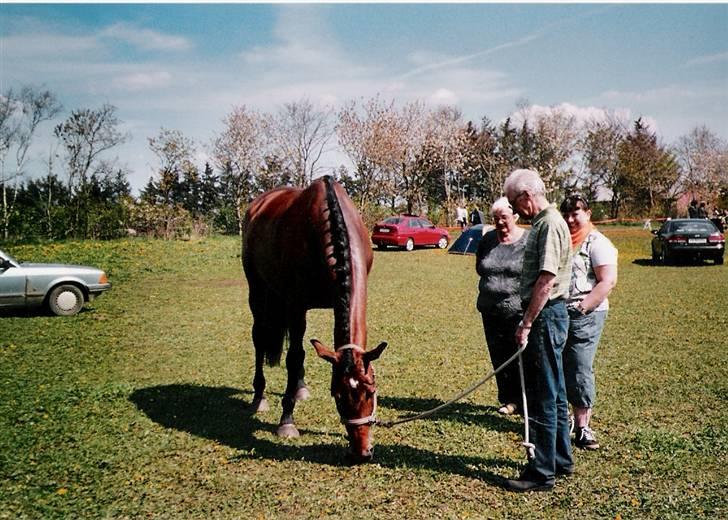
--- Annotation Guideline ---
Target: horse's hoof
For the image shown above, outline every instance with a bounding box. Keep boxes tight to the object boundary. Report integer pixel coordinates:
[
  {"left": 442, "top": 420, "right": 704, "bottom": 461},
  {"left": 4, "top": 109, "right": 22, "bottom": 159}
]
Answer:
[
  {"left": 294, "top": 386, "right": 311, "bottom": 401},
  {"left": 277, "top": 423, "right": 300, "bottom": 438},
  {"left": 251, "top": 397, "right": 269, "bottom": 413}
]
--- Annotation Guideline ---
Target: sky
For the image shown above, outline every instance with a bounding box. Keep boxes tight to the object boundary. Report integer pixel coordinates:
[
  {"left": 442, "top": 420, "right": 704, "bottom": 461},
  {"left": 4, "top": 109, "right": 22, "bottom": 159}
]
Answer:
[{"left": 2, "top": 2, "right": 727, "bottom": 194}]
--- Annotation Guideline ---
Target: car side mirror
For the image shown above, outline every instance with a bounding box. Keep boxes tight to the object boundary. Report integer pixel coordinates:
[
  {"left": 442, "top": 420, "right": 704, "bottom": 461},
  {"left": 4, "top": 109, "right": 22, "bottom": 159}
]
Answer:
[
  {"left": 651, "top": 230, "right": 658, "bottom": 236},
  {"left": 0, "top": 259, "right": 11, "bottom": 270}
]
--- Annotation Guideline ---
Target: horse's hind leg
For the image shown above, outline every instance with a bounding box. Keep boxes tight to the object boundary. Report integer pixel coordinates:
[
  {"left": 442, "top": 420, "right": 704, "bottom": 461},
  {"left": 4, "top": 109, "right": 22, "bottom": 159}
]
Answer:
[
  {"left": 250, "top": 321, "right": 270, "bottom": 413},
  {"left": 277, "top": 310, "right": 307, "bottom": 438}
]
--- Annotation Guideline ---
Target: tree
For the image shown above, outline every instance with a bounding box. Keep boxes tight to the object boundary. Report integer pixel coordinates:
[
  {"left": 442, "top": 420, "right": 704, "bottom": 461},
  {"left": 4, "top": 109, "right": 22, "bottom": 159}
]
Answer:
[
  {"left": 419, "top": 106, "right": 469, "bottom": 224},
  {"left": 54, "top": 104, "right": 127, "bottom": 237},
  {"left": 581, "top": 114, "right": 628, "bottom": 217},
  {"left": 337, "top": 96, "right": 399, "bottom": 211},
  {"left": 459, "top": 117, "right": 502, "bottom": 207},
  {"left": 674, "top": 126, "right": 728, "bottom": 204},
  {"left": 211, "top": 105, "right": 266, "bottom": 237},
  {"left": 513, "top": 103, "right": 579, "bottom": 195},
  {"left": 0, "top": 86, "right": 62, "bottom": 239},
  {"left": 147, "top": 128, "right": 197, "bottom": 206},
  {"left": 617, "top": 118, "right": 679, "bottom": 217},
  {"left": 269, "top": 98, "right": 334, "bottom": 187}
]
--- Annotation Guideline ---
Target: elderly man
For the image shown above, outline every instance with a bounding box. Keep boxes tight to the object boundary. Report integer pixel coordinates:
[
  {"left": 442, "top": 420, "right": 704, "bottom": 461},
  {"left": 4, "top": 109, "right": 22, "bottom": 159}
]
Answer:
[{"left": 502, "top": 169, "right": 573, "bottom": 492}]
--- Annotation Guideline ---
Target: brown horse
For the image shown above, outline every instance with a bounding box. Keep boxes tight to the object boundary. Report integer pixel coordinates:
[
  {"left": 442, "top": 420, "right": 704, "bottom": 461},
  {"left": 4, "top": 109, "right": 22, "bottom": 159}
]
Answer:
[{"left": 242, "top": 175, "right": 387, "bottom": 463}]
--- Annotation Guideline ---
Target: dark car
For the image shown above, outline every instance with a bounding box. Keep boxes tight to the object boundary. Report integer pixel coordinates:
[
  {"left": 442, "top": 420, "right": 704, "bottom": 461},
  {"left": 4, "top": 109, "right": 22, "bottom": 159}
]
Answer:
[
  {"left": 651, "top": 219, "right": 725, "bottom": 265},
  {"left": 371, "top": 215, "right": 450, "bottom": 251}
]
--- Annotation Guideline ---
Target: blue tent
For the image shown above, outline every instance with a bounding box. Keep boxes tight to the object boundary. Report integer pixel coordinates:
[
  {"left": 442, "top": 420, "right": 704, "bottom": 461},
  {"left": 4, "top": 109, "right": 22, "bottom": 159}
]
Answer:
[{"left": 448, "top": 225, "right": 488, "bottom": 255}]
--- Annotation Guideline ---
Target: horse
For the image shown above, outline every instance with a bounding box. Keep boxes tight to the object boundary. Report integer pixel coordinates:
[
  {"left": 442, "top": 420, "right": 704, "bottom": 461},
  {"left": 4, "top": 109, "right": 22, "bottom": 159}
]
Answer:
[{"left": 242, "top": 175, "right": 387, "bottom": 464}]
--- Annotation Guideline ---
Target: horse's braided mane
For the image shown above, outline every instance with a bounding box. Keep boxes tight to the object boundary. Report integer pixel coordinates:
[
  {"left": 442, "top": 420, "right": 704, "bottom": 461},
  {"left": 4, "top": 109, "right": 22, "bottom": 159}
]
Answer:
[{"left": 322, "top": 175, "right": 354, "bottom": 359}]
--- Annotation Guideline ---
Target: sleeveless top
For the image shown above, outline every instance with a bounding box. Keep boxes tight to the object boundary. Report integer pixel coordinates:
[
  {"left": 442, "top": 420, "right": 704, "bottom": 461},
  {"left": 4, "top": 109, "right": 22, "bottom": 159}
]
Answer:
[{"left": 567, "top": 230, "right": 618, "bottom": 311}]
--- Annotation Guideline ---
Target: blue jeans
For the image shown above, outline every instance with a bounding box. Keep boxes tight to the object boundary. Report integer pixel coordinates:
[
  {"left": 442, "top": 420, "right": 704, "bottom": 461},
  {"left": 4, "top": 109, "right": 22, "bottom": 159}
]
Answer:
[
  {"left": 564, "top": 309, "right": 608, "bottom": 409},
  {"left": 521, "top": 301, "right": 573, "bottom": 483}
]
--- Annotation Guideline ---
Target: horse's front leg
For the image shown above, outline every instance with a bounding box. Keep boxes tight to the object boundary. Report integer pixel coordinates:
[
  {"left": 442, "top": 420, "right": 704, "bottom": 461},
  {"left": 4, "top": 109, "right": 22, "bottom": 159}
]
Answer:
[{"left": 278, "top": 310, "right": 308, "bottom": 438}]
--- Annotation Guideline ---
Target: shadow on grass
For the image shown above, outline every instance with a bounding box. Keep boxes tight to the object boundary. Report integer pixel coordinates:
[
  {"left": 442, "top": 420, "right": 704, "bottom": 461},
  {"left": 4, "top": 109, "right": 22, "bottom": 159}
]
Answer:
[
  {"left": 129, "top": 383, "right": 517, "bottom": 486},
  {"left": 378, "top": 395, "right": 521, "bottom": 434}
]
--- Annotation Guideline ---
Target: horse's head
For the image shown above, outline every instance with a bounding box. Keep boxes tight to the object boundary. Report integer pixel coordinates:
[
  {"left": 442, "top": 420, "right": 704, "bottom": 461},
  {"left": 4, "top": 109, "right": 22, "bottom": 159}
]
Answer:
[{"left": 311, "top": 339, "right": 387, "bottom": 464}]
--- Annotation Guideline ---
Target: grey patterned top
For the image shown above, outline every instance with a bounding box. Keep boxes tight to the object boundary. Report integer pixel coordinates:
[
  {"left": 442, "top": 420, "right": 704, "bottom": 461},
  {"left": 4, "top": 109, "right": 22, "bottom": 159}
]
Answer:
[{"left": 475, "top": 228, "right": 530, "bottom": 317}]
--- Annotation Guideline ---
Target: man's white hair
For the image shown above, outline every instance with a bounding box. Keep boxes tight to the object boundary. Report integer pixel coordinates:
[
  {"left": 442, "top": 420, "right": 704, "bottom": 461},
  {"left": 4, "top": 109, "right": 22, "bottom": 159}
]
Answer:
[
  {"left": 490, "top": 196, "right": 518, "bottom": 221},
  {"left": 503, "top": 169, "right": 546, "bottom": 198}
]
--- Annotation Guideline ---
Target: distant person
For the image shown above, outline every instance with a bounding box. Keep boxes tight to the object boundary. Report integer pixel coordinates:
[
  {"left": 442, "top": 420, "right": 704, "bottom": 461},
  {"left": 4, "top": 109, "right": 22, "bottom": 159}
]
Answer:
[
  {"left": 502, "top": 168, "right": 573, "bottom": 493},
  {"left": 688, "top": 200, "right": 698, "bottom": 218},
  {"left": 475, "top": 197, "right": 530, "bottom": 416},
  {"left": 712, "top": 208, "right": 725, "bottom": 232},
  {"left": 456, "top": 205, "right": 468, "bottom": 230},
  {"left": 470, "top": 206, "right": 484, "bottom": 226},
  {"left": 697, "top": 202, "right": 708, "bottom": 219},
  {"left": 643, "top": 219, "right": 652, "bottom": 231},
  {"left": 560, "top": 195, "right": 618, "bottom": 451}
]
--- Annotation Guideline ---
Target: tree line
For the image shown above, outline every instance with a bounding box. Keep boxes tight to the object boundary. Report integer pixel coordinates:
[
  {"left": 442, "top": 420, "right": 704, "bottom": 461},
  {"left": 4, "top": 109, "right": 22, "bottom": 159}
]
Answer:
[{"left": 2, "top": 86, "right": 727, "bottom": 241}]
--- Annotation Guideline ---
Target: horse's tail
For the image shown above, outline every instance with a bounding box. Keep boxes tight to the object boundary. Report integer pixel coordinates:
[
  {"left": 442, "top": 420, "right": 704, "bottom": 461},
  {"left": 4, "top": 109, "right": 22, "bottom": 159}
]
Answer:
[{"left": 322, "top": 175, "right": 353, "bottom": 347}]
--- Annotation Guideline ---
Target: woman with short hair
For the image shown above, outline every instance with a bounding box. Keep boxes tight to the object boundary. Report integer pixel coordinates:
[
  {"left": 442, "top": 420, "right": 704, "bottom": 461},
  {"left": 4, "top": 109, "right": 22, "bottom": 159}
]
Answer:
[
  {"left": 475, "top": 197, "right": 530, "bottom": 415},
  {"left": 560, "top": 194, "right": 618, "bottom": 450}
]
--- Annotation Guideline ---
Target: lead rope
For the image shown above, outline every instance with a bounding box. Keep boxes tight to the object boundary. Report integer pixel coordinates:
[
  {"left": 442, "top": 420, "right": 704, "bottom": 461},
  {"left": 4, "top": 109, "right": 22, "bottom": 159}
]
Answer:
[{"left": 377, "top": 340, "right": 534, "bottom": 461}]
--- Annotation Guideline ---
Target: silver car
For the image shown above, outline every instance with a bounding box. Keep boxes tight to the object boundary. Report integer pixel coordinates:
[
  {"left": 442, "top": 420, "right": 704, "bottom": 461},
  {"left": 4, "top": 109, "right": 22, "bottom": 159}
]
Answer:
[{"left": 0, "top": 248, "right": 112, "bottom": 316}]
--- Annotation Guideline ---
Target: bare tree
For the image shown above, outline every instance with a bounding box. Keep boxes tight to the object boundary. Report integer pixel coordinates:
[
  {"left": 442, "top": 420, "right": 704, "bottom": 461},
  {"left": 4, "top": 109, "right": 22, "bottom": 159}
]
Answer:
[
  {"left": 424, "top": 106, "right": 468, "bottom": 223},
  {"left": 581, "top": 114, "right": 629, "bottom": 217},
  {"left": 54, "top": 103, "right": 127, "bottom": 236},
  {"left": 674, "top": 125, "right": 728, "bottom": 203},
  {"left": 515, "top": 103, "right": 580, "bottom": 195},
  {"left": 211, "top": 105, "right": 266, "bottom": 237},
  {"left": 0, "top": 86, "right": 62, "bottom": 239},
  {"left": 148, "top": 128, "right": 197, "bottom": 205},
  {"left": 269, "top": 98, "right": 334, "bottom": 187},
  {"left": 337, "top": 96, "right": 398, "bottom": 210}
]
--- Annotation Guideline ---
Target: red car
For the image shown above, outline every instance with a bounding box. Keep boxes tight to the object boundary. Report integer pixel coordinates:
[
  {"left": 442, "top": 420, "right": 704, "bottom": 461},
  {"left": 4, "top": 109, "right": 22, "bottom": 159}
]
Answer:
[{"left": 371, "top": 215, "right": 450, "bottom": 251}]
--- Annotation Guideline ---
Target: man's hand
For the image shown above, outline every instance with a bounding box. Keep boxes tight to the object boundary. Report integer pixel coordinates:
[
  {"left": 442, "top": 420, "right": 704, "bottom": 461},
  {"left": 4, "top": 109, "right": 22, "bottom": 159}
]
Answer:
[{"left": 516, "top": 320, "right": 531, "bottom": 347}]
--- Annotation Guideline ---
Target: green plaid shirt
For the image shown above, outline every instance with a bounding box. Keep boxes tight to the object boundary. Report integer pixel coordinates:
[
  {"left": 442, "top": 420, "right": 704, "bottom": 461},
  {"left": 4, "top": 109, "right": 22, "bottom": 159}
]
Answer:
[{"left": 520, "top": 205, "right": 572, "bottom": 304}]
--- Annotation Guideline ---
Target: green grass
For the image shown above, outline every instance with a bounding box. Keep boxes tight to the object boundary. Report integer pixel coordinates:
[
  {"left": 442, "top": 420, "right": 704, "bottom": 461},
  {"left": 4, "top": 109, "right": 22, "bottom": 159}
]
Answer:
[{"left": 1, "top": 230, "right": 726, "bottom": 519}]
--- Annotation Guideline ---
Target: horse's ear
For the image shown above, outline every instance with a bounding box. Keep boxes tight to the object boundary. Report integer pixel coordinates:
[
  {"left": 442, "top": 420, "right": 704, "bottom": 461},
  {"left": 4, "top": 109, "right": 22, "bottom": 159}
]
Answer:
[
  {"left": 311, "top": 339, "right": 337, "bottom": 364},
  {"left": 363, "top": 342, "right": 387, "bottom": 364}
]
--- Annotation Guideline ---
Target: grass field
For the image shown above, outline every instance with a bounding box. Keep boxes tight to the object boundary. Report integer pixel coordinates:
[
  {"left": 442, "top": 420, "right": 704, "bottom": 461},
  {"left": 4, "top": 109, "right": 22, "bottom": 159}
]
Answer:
[{"left": 1, "top": 228, "right": 726, "bottom": 519}]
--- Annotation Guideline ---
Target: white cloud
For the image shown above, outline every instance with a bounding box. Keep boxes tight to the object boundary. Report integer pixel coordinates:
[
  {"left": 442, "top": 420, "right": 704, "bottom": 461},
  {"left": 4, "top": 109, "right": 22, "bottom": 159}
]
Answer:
[
  {"left": 509, "top": 102, "right": 658, "bottom": 134},
  {"left": 0, "top": 33, "right": 99, "bottom": 59},
  {"left": 99, "top": 23, "right": 192, "bottom": 51},
  {"left": 685, "top": 51, "right": 728, "bottom": 67},
  {"left": 112, "top": 71, "right": 173, "bottom": 92},
  {"left": 429, "top": 88, "right": 459, "bottom": 106}
]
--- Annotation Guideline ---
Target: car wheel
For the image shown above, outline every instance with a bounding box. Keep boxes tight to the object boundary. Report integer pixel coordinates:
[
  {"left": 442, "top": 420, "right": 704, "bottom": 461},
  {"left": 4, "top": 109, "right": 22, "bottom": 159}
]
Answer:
[
  {"left": 651, "top": 246, "right": 659, "bottom": 265},
  {"left": 716, "top": 256, "right": 724, "bottom": 265},
  {"left": 47, "top": 284, "right": 85, "bottom": 316},
  {"left": 376, "top": 243, "right": 387, "bottom": 250},
  {"left": 661, "top": 249, "right": 670, "bottom": 266},
  {"left": 404, "top": 238, "right": 415, "bottom": 252},
  {"left": 437, "top": 236, "right": 448, "bottom": 249}
]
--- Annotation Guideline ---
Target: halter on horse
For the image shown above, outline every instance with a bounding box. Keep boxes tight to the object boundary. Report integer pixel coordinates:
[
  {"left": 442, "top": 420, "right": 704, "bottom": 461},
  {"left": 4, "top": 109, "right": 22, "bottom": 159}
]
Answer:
[{"left": 242, "top": 175, "right": 387, "bottom": 464}]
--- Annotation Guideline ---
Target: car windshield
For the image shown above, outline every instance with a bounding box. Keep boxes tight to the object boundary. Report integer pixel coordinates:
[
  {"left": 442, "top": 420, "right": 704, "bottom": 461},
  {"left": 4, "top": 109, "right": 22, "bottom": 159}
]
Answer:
[
  {"left": 671, "top": 222, "right": 716, "bottom": 234},
  {"left": 0, "top": 249, "right": 19, "bottom": 265},
  {"left": 382, "top": 217, "right": 402, "bottom": 225}
]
